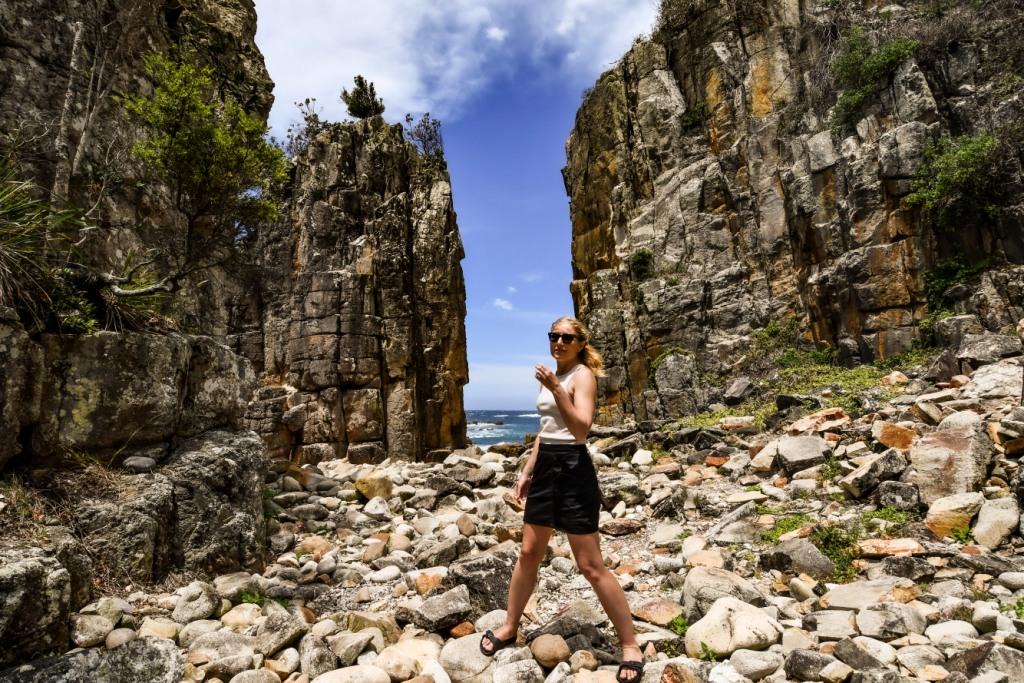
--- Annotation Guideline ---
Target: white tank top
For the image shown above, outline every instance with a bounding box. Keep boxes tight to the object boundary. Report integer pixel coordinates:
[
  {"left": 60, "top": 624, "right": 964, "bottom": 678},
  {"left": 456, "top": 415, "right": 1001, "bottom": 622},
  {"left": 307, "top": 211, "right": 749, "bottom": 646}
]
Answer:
[{"left": 536, "top": 364, "right": 586, "bottom": 444}]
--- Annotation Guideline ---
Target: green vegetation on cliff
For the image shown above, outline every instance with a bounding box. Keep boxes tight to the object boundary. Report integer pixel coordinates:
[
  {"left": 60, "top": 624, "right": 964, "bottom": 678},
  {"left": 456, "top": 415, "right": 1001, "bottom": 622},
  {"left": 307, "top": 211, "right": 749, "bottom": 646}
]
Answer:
[
  {"left": 125, "top": 53, "right": 287, "bottom": 277},
  {"left": 830, "top": 26, "right": 920, "bottom": 131},
  {"left": 906, "top": 133, "right": 1002, "bottom": 228}
]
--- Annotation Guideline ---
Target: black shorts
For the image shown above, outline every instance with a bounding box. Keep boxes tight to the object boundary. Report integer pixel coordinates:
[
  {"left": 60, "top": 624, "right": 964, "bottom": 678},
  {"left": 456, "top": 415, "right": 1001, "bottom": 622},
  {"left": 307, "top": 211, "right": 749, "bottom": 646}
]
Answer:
[{"left": 523, "top": 442, "right": 601, "bottom": 534}]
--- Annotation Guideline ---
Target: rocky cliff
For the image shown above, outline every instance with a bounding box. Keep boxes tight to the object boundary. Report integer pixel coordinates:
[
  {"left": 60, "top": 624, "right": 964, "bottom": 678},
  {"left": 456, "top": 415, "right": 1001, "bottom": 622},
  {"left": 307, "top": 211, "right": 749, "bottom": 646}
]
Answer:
[
  {"left": 240, "top": 118, "right": 469, "bottom": 464},
  {"left": 0, "top": 0, "right": 468, "bottom": 668},
  {"left": 0, "top": 0, "right": 273, "bottom": 334},
  {"left": 565, "top": 0, "right": 1024, "bottom": 424}
]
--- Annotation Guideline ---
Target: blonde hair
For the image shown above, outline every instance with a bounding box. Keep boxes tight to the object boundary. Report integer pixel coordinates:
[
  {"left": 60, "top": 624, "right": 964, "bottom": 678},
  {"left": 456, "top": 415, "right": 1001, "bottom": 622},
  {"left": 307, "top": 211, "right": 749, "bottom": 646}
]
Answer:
[{"left": 551, "top": 316, "right": 605, "bottom": 377}]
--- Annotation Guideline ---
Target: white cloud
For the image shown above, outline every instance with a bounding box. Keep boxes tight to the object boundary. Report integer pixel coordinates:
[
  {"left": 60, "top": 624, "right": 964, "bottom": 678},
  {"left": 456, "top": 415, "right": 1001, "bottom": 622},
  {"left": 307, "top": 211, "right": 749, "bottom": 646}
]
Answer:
[
  {"left": 520, "top": 272, "right": 544, "bottom": 283},
  {"left": 506, "top": 285, "right": 518, "bottom": 294},
  {"left": 492, "top": 298, "right": 514, "bottom": 311},
  {"left": 254, "top": 1, "right": 658, "bottom": 136},
  {"left": 486, "top": 26, "right": 508, "bottom": 43}
]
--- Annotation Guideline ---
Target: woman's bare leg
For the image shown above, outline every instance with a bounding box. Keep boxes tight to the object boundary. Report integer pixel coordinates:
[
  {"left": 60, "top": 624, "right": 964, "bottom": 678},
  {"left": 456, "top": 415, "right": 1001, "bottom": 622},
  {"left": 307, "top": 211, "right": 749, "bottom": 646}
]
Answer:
[
  {"left": 566, "top": 531, "right": 642, "bottom": 680},
  {"left": 483, "top": 523, "right": 554, "bottom": 652}
]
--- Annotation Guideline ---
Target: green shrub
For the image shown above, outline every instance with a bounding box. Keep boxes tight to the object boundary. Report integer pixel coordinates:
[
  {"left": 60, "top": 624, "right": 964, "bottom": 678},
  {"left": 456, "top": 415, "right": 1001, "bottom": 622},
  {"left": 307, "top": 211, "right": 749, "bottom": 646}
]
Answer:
[
  {"left": 810, "top": 523, "right": 861, "bottom": 582},
  {"left": 753, "top": 317, "right": 801, "bottom": 350},
  {"left": 906, "top": 133, "right": 1001, "bottom": 228},
  {"left": 761, "top": 513, "right": 813, "bottom": 544},
  {"left": 125, "top": 53, "right": 287, "bottom": 268},
  {"left": 699, "top": 642, "right": 719, "bottom": 662},
  {"left": 668, "top": 615, "right": 689, "bottom": 636},
  {"left": 819, "top": 457, "right": 842, "bottom": 481},
  {"left": 1001, "top": 598, "right": 1024, "bottom": 619},
  {"left": 861, "top": 507, "right": 911, "bottom": 527},
  {"left": 830, "top": 27, "right": 920, "bottom": 131},
  {"left": 950, "top": 526, "right": 973, "bottom": 544},
  {"left": 628, "top": 248, "right": 656, "bottom": 281},
  {"left": 0, "top": 163, "right": 86, "bottom": 326}
]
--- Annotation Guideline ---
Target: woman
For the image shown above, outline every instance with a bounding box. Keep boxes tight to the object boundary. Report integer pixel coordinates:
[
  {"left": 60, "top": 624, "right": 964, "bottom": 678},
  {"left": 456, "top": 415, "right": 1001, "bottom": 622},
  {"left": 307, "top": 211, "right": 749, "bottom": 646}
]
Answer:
[{"left": 479, "top": 316, "right": 644, "bottom": 682}]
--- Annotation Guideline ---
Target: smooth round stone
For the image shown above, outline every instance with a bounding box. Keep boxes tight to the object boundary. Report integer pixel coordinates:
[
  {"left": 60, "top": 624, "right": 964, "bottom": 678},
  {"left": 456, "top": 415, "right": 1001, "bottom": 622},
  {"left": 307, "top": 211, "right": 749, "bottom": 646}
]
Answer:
[
  {"left": 123, "top": 456, "right": 157, "bottom": 473},
  {"left": 105, "top": 627, "right": 137, "bottom": 649},
  {"left": 730, "top": 649, "right": 783, "bottom": 681},
  {"left": 70, "top": 614, "right": 115, "bottom": 647},
  {"left": 366, "top": 565, "right": 402, "bottom": 583},
  {"left": 997, "top": 572, "right": 1024, "bottom": 591},
  {"left": 221, "top": 603, "right": 263, "bottom": 629},
  {"left": 311, "top": 619, "right": 339, "bottom": 638}
]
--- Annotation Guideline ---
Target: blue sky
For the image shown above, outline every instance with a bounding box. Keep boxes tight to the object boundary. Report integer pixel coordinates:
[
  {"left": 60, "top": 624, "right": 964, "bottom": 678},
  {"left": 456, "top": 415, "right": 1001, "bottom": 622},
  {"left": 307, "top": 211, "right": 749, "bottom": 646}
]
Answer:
[{"left": 255, "top": 1, "right": 658, "bottom": 409}]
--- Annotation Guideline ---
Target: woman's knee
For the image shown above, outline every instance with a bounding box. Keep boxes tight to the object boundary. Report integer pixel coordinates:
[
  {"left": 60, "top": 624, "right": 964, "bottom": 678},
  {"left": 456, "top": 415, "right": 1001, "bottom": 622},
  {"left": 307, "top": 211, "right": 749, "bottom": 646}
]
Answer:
[
  {"left": 519, "top": 542, "right": 548, "bottom": 567},
  {"left": 577, "top": 558, "right": 607, "bottom": 583}
]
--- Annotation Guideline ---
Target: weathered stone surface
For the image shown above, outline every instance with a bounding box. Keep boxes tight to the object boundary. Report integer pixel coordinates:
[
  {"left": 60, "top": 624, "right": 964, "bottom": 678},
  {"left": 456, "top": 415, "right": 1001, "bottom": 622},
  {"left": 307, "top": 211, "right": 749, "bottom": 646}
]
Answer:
[
  {"left": 962, "top": 361, "right": 1024, "bottom": 400},
  {"left": 682, "top": 567, "right": 764, "bottom": 621},
  {"left": 446, "top": 540, "right": 518, "bottom": 615},
  {"left": 73, "top": 429, "right": 266, "bottom": 582},
  {"left": 439, "top": 633, "right": 494, "bottom": 682},
  {"left": 972, "top": 497, "right": 1019, "bottom": 549},
  {"left": 685, "top": 597, "right": 782, "bottom": 658},
  {"left": 311, "top": 665, "right": 391, "bottom": 683},
  {"left": 564, "top": 0, "right": 1024, "bottom": 425},
  {"left": 909, "top": 424, "right": 992, "bottom": 505},
  {"left": 839, "top": 449, "right": 907, "bottom": 498},
  {"left": 760, "top": 539, "right": 835, "bottom": 579},
  {"left": 925, "top": 492, "right": 984, "bottom": 538},
  {"left": 776, "top": 436, "right": 830, "bottom": 474},
  {"left": 243, "top": 116, "right": 469, "bottom": 461},
  {"left": 0, "top": 320, "right": 41, "bottom": 470},
  {"left": 0, "top": 549, "right": 72, "bottom": 666},
  {"left": 0, "top": 636, "right": 184, "bottom": 682}
]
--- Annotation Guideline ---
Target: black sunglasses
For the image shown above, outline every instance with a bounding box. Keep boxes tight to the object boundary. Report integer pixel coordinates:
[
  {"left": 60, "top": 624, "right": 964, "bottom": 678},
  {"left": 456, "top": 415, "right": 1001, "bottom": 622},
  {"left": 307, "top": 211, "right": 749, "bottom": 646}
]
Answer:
[{"left": 548, "top": 332, "right": 581, "bottom": 343}]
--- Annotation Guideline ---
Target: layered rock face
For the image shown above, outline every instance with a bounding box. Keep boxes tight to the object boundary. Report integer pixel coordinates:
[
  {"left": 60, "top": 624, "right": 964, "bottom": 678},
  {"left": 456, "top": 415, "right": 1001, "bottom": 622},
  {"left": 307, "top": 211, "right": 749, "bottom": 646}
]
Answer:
[
  {"left": 0, "top": 0, "right": 273, "bottom": 334},
  {"left": 564, "top": 0, "right": 1024, "bottom": 424},
  {"left": 241, "top": 118, "right": 469, "bottom": 463}
]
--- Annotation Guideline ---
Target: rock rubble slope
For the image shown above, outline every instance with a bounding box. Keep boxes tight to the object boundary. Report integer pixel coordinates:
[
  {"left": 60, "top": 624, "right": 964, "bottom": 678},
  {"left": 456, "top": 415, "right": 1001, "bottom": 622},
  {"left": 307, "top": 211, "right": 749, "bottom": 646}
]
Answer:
[{"left": 5, "top": 341, "right": 1024, "bottom": 682}]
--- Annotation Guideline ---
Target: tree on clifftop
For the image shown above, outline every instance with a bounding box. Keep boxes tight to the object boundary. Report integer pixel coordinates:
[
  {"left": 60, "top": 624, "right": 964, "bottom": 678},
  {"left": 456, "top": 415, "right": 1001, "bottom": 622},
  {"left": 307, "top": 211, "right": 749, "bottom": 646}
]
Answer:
[{"left": 341, "top": 75, "right": 385, "bottom": 118}]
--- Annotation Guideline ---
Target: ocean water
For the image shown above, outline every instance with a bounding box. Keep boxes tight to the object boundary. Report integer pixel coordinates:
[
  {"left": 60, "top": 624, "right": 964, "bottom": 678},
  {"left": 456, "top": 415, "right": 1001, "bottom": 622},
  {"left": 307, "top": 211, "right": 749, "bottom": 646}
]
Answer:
[{"left": 465, "top": 409, "right": 539, "bottom": 447}]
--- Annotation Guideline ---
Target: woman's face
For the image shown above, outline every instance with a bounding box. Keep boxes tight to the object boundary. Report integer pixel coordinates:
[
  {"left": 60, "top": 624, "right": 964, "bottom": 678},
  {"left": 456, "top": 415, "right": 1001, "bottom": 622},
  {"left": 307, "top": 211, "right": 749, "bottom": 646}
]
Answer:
[{"left": 549, "top": 321, "right": 583, "bottom": 362}]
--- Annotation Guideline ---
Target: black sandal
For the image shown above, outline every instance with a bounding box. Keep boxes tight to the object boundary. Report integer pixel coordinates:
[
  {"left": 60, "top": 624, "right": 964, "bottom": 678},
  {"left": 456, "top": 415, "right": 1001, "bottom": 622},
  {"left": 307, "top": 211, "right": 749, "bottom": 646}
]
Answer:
[
  {"left": 616, "top": 659, "right": 644, "bottom": 682},
  {"left": 479, "top": 629, "right": 516, "bottom": 656}
]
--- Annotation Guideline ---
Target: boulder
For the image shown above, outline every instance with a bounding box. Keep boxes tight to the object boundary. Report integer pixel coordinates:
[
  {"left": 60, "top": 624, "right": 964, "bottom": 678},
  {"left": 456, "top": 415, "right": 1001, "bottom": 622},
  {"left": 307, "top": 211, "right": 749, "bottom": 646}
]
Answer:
[
  {"left": 925, "top": 492, "right": 984, "bottom": 538},
  {"left": 374, "top": 638, "right": 442, "bottom": 681},
  {"left": 682, "top": 567, "right": 765, "bottom": 621},
  {"left": 972, "top": 497, "right": 1019, "bottom": 549},
  {"left": 908, "top": 423, "right": 992, "bottom": 505},
  {"left": 956, "top": 334, "right": 1023, "bottom": 367},
  {"left": 400, "top": 584, "right": 472, "bottom": 631},
  {"left": 760, "top": 539, "right": 835, "bottom": 579},
  {"left": 0, "top": 635, "right": 185, "bottom": 682},
  {"left": 439, "top": 633, "right": 494, "bottom": 682},
  {"left": 445, "top": 540, "right": 518, "bottom": 614},
  {"left": 172, "top": 581, "right": 219, "bottom": 624},
  {"left": 597, "top": 472, "right": 645, "bottom": 507},
  {"left": 776, "top": 436, "right": 830, "bottom": 474},
  {"left": 962, "top": 361, "right": 1024, "bottom": 399},
  {"left": 0, "top": 548, "right": 74, "bottom": 666},
  {"left": 839, "top": 448, "right": 907, "bottom": 498},
  {"left": 684, "top": 597, "right": 782, "bottom": 658}
]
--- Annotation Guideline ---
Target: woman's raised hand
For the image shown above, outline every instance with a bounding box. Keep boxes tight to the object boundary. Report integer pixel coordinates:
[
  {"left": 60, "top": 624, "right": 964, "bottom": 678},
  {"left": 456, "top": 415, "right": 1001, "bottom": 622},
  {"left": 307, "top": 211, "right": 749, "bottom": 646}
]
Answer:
[{"left": 534, "top": 364, "right": 560, "bottom": 391}]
